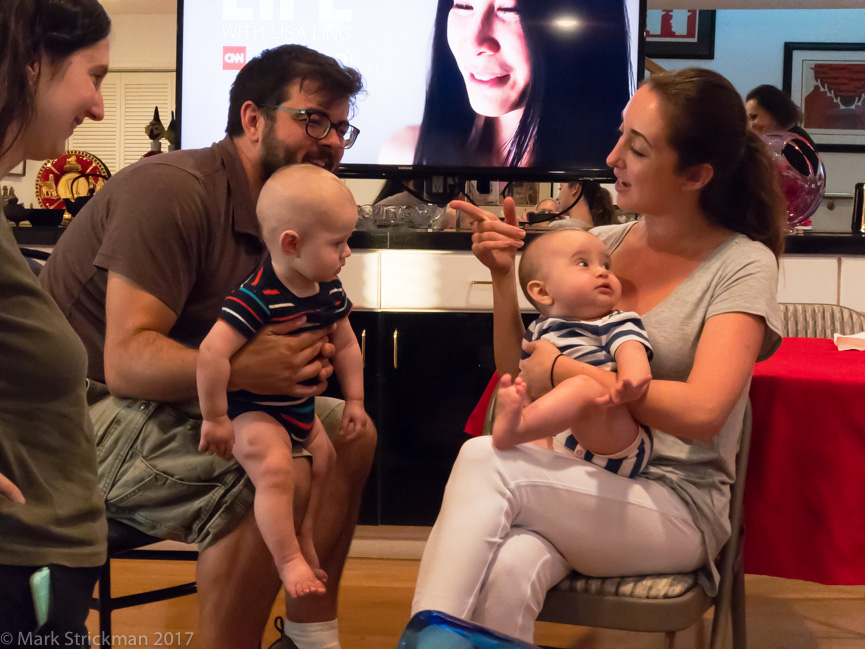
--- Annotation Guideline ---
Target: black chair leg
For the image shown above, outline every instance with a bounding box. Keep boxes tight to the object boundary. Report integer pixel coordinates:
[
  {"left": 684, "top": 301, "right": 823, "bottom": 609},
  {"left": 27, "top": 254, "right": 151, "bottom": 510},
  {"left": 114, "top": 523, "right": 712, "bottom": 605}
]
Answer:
[
  {"left": 98, "top": 561, "right": 113, "bottom": 649},
  {"left": 731, "top": 565, "right": 747, "bottom": 649}
]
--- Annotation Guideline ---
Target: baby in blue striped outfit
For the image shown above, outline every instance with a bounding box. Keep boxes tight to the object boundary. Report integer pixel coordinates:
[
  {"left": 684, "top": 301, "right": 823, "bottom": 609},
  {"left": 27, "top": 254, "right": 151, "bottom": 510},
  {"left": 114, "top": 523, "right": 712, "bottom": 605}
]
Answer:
[{"left": 493, "top": 228, "right": 654, "bottom": 479}]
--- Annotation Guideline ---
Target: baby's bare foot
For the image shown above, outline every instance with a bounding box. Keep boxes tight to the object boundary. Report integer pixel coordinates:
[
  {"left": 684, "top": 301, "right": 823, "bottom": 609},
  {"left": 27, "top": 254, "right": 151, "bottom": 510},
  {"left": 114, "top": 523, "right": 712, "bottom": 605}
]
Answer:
[
  {"left": 281, "top": 556, "right": 327, "bottom": 599},
  {"left": 492, "top": 375, "right": 526, "bottom": 450}
]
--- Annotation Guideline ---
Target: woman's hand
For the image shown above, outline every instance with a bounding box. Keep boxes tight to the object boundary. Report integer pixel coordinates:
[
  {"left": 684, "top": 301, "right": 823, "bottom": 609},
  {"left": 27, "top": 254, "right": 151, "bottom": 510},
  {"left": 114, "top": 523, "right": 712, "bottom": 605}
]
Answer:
[
  {"left": 0, "top": 471, "right": 25, "bottom": 504},
  {"left": 519, "top": 338, "right": 561, "bottom": 400},
  {"left": 451, "top": 197, "right": 525, "bottom": 277}
]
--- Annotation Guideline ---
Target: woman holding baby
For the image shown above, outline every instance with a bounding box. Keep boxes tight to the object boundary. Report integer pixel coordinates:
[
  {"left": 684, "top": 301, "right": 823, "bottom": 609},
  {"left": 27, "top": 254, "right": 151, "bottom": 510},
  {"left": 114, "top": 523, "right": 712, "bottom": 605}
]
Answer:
[{"left": 411, "top": 67, "right": 787, "bottom": 643}]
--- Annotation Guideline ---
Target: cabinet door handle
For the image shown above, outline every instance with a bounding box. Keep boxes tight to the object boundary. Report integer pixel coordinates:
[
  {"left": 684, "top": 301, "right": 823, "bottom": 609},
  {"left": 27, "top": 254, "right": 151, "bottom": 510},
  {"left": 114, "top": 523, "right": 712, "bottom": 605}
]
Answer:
[
  {"left": 470, "top": 280, "right": 493, "bottom": 285},
  {"left": 360, "top": 329, "right": 366, "bottom": 368},
  {"left": 392, "top": 328, "right": 398, "bottom": 369}
]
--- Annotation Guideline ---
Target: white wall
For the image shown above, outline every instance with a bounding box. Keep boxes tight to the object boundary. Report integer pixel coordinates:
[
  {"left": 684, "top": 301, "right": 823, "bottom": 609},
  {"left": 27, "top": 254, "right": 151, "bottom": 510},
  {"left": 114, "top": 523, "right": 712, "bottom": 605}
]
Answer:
[
  {"left": 110, "top": 13, "right": 176, "bottom": 70},
  {"left": 346, "top": 179, "right": 386, "bottom": 206},
  {"left": 656, "top": 9, "right": 865, "bottom": 232}
]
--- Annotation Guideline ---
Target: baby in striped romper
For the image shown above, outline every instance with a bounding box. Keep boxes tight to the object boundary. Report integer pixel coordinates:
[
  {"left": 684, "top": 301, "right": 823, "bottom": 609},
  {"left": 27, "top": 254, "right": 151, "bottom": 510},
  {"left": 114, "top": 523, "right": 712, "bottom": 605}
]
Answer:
[
  {"left": 196, "top": 165, "right": 367, "bottom": 598},
  {"left": 493, "top": 228, "right": 654, "bottom": 479}
]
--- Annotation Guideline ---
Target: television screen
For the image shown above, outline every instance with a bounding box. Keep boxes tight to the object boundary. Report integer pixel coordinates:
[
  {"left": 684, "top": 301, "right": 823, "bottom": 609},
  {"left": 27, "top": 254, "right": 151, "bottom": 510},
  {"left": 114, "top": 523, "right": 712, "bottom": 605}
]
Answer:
[{"left": 178, "top": 0, "right": 645, "bottom": 181}]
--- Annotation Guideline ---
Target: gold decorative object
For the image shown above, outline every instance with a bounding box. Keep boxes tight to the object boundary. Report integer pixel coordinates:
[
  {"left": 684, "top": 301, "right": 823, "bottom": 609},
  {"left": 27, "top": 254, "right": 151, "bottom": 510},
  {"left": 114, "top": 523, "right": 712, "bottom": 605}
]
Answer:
[{"left": 35, "top": 150, "right": 110, "bottom": 222}]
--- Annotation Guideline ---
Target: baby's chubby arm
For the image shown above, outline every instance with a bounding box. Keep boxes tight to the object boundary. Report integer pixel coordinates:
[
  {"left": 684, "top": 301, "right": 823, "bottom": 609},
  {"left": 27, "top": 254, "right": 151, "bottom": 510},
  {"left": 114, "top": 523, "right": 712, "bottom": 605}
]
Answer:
[
  {"left": 331, "top": 316, "right": 368, "bottom": 441},
  {"left": 196, "top": 320, "right": 249, "bottom": 459},
  {"left": 599, "top": 340, "right": 652, "bottom": 406}
]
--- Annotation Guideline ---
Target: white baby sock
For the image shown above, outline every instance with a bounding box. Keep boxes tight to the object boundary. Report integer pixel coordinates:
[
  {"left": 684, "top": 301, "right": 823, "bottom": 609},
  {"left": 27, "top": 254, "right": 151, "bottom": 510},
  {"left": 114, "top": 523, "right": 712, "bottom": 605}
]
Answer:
[{"left": 281, "top": 619, "right": 341, "bottom": 649}]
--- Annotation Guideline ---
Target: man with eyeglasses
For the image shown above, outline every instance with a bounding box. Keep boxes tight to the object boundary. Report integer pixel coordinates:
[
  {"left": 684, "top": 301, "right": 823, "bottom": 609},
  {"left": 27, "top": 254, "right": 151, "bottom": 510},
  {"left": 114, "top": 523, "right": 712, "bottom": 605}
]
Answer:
[{"left": 41, "top": 45, "right": 372, "bottom": 649}]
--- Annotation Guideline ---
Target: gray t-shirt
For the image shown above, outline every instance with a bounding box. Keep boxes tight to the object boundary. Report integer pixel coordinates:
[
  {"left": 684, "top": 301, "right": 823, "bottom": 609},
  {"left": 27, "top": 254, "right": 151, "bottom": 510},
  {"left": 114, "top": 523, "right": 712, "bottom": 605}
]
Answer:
[{"left": 594, "top": 221, "right": 782, "bottom": 593}]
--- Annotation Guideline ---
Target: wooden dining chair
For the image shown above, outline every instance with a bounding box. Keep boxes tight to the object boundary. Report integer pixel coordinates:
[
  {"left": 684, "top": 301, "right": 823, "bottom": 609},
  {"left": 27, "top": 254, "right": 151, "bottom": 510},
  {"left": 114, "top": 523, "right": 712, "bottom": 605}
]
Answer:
[
  {"left": 91, "top": 520, "right": 198, "bottom": 648},
  {"left": 778, "top": 302, "right": 865, "bottom": 339}
]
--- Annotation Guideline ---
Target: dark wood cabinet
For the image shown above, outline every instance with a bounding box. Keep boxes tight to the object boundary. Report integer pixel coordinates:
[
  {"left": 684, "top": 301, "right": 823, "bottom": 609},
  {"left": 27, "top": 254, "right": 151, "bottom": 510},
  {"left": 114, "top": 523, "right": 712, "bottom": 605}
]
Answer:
[
  {"left": 326, "top": 311, "right": 498, "bottom": 525},
  {"left": 375, "top": 311, "right": 496, "bottom": 525}
]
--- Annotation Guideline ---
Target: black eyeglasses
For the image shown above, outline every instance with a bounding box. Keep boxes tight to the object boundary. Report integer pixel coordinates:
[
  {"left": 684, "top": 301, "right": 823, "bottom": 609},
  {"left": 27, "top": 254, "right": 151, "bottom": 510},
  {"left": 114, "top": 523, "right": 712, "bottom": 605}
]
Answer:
[{"left": 266, "top": 105, "right": 359, "bottom": 149}]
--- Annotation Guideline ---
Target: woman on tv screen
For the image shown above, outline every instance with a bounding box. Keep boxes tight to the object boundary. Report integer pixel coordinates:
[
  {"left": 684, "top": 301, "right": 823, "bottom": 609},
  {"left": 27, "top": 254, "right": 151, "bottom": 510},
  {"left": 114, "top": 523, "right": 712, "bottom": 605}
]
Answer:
[{"left": 380, "top": 0, "right": 633, "bottom": 171}]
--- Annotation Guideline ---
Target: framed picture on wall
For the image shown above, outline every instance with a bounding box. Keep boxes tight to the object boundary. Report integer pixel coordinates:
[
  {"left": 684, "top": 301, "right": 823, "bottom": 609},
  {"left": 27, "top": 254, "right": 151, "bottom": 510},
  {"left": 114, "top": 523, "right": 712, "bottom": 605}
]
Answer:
[
  {"left": 783, "top": 42, "right": 865, "bottom": 153},
  {"left": 645, "top": 10, "right": 715, "bottom": 60},
  {"left": 5, "top": 161, "right": 25, "bottom": 177}
]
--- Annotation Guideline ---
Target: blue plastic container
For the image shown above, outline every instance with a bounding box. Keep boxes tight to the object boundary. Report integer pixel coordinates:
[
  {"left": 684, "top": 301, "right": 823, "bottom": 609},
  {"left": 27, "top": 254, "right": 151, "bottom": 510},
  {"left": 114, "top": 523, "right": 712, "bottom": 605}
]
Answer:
[{"left": 398, "top": 610, "right": 542, "bottom": 649}]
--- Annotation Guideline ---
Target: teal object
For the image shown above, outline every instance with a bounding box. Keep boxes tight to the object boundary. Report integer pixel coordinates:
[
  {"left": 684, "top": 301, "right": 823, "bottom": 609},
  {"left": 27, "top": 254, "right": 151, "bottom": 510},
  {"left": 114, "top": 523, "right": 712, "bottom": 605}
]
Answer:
[
  {"left": 398, "top": 611, "right": 541, "bottom": 649},
  {"left": 29, "top": 566, "right": 51, "bottom": 627}
]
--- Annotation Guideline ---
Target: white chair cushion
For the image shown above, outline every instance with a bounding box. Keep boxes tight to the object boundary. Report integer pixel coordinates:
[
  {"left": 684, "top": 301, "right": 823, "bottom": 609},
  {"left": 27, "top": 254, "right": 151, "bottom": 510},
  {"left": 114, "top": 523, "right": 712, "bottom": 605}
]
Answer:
[{"left": 551, "top": 572, "right": 697, "bottom": 599}]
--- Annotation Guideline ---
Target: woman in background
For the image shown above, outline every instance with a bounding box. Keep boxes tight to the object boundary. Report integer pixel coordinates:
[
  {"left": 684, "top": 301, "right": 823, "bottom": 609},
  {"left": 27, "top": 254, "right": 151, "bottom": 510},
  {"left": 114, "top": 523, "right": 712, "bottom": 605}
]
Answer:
[
  {"left": 518, "top": 197, "right": 557, "bottom": 227},
  {"left": 381, "top": 0, "right": 632, "bottom": 170},
  {"left": 0, "top": 1, "right": 110, "bottom": 645},
  {"left": 745, "top": 84, "right": 816, "bottom": 149},
  {"left": 554, "top": 180, "right": 616, "bottom": 228}
]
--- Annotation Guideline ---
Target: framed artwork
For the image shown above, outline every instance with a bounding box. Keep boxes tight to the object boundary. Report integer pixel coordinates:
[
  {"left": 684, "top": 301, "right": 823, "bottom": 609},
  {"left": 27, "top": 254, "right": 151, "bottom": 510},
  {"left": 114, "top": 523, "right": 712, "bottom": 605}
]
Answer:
[
  {"left": 5, "top": 161, "right": 25, "bottom": 177},
  {"left": 644, "top": 10, "right": 715, "bottom": 60},
  {"left": 783, "top": 42, "right": 865, "bottom": 153}
]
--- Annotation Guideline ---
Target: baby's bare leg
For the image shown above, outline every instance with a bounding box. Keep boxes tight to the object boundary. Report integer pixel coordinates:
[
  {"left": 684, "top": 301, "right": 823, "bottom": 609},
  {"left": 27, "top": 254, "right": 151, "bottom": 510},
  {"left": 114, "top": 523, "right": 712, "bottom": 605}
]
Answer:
[
  {"left": 232, "top": 411, "right": 326, "bottom": 599},
  {"left": 515, "top": 375, "right": 640, "bottom": 456},
  {"left": 297, "top": 417, "right": 332, "bottom": 585}
]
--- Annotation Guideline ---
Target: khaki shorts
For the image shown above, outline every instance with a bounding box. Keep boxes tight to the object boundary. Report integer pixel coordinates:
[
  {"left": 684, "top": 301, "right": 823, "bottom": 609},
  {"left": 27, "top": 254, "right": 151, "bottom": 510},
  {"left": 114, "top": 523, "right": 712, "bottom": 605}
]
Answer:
[{"left": 87, "top": 380, "right": 344, "bottom": 551}]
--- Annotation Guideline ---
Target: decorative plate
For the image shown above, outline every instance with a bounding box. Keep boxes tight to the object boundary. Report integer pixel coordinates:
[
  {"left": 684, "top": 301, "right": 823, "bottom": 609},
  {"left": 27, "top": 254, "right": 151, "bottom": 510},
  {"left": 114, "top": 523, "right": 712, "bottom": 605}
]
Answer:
[{"left": 35, "top": 150, "right": 110, "bottom": 210}]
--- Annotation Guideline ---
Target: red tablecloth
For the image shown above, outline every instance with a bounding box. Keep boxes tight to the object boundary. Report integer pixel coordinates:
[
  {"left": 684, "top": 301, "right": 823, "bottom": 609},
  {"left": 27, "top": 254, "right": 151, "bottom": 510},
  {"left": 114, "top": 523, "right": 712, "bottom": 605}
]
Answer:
[{"left": 746, "top": 337, "right": 865, "bottom": 585}]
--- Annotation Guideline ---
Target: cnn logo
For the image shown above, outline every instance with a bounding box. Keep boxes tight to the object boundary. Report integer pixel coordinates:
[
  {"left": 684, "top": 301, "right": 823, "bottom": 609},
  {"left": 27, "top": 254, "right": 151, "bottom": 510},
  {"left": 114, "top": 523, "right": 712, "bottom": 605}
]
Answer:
[{"left": 223, "top": 46, "right": 246, "bottom": 70}]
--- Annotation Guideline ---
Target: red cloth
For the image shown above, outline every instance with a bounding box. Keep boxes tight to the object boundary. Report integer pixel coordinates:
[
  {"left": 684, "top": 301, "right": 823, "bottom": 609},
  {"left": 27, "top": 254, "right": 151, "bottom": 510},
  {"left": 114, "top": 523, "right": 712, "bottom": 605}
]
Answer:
[
  {"left": 464, "top": 372, "right": 500, "bottom": 437},
  {"left": 746, "top": 337, "right": 865, "bottom": 585}
]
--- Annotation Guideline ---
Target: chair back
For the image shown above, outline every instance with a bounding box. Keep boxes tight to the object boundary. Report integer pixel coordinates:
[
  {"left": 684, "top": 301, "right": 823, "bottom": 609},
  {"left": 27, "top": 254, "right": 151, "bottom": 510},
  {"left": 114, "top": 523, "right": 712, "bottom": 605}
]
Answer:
[
  {"left": 779, "top": 303, "right": 865, "bottom": 338},
  {"left": 708, "top": 400, "right": 751, "bottom": 649}
]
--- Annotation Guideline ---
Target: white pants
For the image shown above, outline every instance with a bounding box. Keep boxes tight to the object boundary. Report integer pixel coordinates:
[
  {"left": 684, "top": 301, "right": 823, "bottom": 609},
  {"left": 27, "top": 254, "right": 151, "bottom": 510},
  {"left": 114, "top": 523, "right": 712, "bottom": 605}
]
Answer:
[{"left": 411, "top": 437, "right": 707, "bottom": 642}]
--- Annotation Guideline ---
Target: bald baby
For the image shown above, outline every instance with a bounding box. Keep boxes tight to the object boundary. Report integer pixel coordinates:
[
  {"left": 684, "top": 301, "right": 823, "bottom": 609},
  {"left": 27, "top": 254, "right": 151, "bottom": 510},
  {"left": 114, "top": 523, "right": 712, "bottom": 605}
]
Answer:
[
  {"left": 196, "top": 162, "right": 365, "bottom": 598},
  {"left": 518, "top": 228, "right": 619, "bottom": 320},
  {"left": 258, "top": 164, "right": 357, "bottom": 261}
]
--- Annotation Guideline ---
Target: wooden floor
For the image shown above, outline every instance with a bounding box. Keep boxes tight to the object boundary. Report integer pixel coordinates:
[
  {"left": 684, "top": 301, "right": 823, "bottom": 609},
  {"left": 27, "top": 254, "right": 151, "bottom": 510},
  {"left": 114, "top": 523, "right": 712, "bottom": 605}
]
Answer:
[{"left": 87, "top": 554, "right": 864, "bottom": 649}]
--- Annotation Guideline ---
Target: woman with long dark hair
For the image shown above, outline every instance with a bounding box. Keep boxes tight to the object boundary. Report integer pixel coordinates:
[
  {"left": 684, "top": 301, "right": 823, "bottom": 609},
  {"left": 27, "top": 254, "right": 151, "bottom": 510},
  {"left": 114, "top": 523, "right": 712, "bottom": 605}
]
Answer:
[
  {"left": 746, "top": 84, "right": 816, "bottom": 149},
  {"left": 1, "top": 1, "right": 110, "bottom": 645},
  {"left": 380, "top": 0, "right": 632, "bottom": 170},
  {"left": 411, "top": 68, "right": 785, "bottom": 642},
  {"left": 554, "top": 180, "right": 616, "bottom": 227}
]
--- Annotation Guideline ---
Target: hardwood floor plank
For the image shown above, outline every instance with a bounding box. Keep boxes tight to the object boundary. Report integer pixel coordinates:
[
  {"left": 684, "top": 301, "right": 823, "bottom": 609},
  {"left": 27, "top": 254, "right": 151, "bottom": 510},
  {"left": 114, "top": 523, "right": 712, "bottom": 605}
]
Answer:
[{"left": 86, "top": 557, "right": 865, "bottom": 649}]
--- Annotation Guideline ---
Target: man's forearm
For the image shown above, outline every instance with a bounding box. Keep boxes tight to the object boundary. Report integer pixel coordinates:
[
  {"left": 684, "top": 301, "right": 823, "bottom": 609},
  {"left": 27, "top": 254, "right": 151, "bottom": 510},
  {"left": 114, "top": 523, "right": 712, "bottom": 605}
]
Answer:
[{"left": 104, "top": 330, "right": 199, "bottom": 402}]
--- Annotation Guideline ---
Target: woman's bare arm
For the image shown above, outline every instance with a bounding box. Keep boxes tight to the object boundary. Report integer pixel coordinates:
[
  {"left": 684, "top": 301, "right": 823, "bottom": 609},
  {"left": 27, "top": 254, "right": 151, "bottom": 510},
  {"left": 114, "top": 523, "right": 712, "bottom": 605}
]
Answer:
[
  {"left": 629, "top": 312, "right": 764, "bottom": 441},
  {"left": 453, "top": 197, "right": 526, "bottom": 376},
  {"left": 523, "top": 312, "right": 764, "bottom": 442}
]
